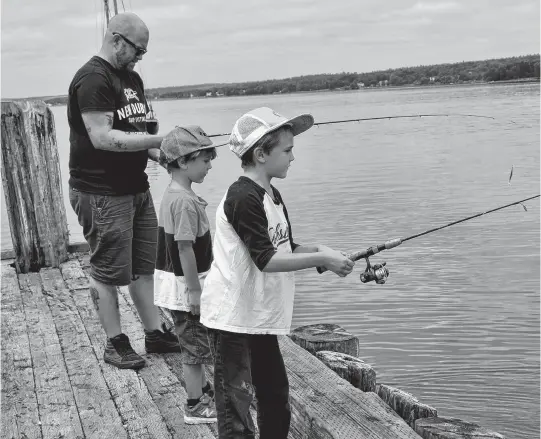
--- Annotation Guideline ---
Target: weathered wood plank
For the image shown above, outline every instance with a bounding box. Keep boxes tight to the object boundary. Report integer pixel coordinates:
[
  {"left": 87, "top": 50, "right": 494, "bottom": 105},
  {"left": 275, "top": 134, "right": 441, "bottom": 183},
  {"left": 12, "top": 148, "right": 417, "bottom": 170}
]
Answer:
[
  {"left": 18, "top": 272, "right": 85, "bottom": 439},
  {"left": 1, "top": 242, "right": 90, "bottom": 261},
  {"left": 77, "top": 252, "right": 91, "bottom": 269},
  {"left": 59, "top": 259, "right": 90, "bottom": 291},
  {"left": 1, "top": 265, "right": 42, "bottom": 439},
  {"left": 41, "top": 266, "right": 127, "bottom": 439},
  {"left": 414, "top": 417, "right": 505, "bottom": 439},
  {"left": 315, "top": 351, "right": 376, "bottom": 392},
  {"left": 290, "top": 323, "right": 360, "bottom": 357},
  {"left": 1, "top": 100, "right": 69, "bottom": 272},
  {"left": 72, "top": 285, "right": 173, "bottom": 439},
  {"left": 67, "top": 242, "right": 90, "bottom": 254},
  {"left": 376, "top": 383, "right": 438, "bottom": 429},
  {"left": 280, "top": 336, "right": 422, "bottom": 439},
  {"left": 116, "top": 286, "right": 218, "bottom": 438}
]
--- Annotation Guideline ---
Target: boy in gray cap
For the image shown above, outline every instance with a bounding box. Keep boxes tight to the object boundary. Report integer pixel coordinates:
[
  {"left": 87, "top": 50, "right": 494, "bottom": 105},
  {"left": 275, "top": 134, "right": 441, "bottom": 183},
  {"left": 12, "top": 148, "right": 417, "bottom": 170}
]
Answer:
[{"left": 154, "top": 126, "right": 221, "bottom": 424}]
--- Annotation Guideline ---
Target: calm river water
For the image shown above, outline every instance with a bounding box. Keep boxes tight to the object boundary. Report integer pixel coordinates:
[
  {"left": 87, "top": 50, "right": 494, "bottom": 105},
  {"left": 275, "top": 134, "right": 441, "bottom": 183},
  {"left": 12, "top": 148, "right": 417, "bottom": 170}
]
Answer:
[{"left": 1, "top": 83, "right": 539, "bottom": 438}]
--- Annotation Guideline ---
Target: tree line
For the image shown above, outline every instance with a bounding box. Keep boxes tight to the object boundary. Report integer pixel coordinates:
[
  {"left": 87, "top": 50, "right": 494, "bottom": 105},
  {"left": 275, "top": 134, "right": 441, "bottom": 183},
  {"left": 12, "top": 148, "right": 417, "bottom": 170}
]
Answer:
[{"left": 45, "top": 54, "right": 540, "bottom": 105}]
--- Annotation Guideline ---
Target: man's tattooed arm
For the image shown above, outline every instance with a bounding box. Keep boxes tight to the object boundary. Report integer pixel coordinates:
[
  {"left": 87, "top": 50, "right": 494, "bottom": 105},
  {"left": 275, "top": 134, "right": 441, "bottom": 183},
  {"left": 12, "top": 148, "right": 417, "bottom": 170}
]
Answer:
[{"left": 82, "top": 111, "right": 163, "bottom": 152}]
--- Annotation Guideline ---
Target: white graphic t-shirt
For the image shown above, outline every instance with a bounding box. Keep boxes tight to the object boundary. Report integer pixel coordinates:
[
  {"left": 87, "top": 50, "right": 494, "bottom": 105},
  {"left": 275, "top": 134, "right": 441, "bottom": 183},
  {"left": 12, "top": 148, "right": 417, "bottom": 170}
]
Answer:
[{"left": 200, "top": 176, "right": 299, "bottom": 335}]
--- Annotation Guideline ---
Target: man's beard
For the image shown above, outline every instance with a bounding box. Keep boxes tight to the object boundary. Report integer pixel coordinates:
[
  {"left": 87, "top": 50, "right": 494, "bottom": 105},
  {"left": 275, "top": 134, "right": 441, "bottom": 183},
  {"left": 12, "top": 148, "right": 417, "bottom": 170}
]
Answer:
[{"left": 115, "top": 51, "right": 136, "bottom": 70}]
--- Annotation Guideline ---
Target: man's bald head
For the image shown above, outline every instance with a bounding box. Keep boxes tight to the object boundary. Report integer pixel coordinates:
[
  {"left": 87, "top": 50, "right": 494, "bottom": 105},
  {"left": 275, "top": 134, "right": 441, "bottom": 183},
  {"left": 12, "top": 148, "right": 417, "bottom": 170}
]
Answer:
[
  {"left": 101, "top": 13, "right": 149, "bottom": 70},
  {"left": 108, "top": 12, "right": 149, "bottom": 43}
]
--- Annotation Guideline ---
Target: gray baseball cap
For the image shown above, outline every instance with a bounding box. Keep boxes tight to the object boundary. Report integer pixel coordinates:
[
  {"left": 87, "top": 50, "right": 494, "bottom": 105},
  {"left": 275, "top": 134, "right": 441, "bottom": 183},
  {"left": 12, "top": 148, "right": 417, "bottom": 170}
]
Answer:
[{"left": 159, "top": 125, "right": 215, "bottom": 165}]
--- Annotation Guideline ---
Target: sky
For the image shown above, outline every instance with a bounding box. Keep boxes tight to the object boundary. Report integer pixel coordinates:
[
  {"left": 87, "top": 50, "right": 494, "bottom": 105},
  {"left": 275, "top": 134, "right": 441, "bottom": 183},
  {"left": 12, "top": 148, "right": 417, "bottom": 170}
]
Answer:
[{"left": 1, "top": 0, "right": 539, "bottom": 98}]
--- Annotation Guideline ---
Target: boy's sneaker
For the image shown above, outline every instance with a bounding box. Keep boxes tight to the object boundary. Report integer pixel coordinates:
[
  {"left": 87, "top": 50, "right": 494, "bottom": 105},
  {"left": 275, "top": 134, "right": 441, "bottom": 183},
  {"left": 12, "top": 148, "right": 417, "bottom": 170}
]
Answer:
[
  {"left": 144, "top": 323, "right": 181, "bottom": 354},
  {"left": 104, "top": 333, "right": 146, "bottom": 370},
  {"left": 184, "top": 394, "right": 217, "bottom": 425}
]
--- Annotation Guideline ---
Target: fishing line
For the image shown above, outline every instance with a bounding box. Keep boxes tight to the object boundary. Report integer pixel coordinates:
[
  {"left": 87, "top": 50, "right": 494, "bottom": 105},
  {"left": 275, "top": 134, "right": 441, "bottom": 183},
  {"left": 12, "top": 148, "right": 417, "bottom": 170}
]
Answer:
[
  {"left": 94, "top": 0, "right": 100, "bottom": 51},
  {"left": 207, "top": 113, "right": 523, "bottom": 138},
  {"left": 100, "top": 0, "right": 106, "bottom": 41},
  {"left": 400, "top": 194, "right": 540, "bottom": 243},
  {"left": 317, "top": 194, "right": 541, "bottom": 282}
]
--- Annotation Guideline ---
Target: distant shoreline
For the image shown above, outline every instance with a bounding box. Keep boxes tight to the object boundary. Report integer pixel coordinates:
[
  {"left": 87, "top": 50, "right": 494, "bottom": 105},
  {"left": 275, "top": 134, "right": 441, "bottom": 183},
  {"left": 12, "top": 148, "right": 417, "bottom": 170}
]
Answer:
[
  {"left": 33, "top": 77, "right": 539, "bottom": 106},
  {"left": 9, "top": 53, "right": 541, "bottom": 103},
  {"left": 130, "top": 78, "right": 541, "bottom": 103}
]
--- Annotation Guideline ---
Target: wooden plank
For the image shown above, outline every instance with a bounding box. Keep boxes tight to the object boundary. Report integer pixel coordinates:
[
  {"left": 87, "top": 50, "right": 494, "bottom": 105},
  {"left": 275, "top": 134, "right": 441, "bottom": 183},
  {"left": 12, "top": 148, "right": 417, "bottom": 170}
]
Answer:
[
  {"left": 116, "top": 286, "right": 217, "bottom": 438},
  {"left": 67, "top": 242, "right": 90, "bottom": 254},
  {"left": 41, "top": 266, "right": 127, "bottom": 439},
  {"left": 414, "top": 417, "right": 505, "bottom": 439},
  {"left": 59, "top": 259, "right": 90, "bottom": 291},
  {"left": 18, "top": 272, "right": 85, "bottom": 439},
  {"left": 76, "top": 252, "right": 91, "bottom": 273},
  {"left": 1, "top": 264, "right": 42, "bottom": 439},
  {"left": 1, "top": 242, "right": 89, "bottom": 261},
  {"left": 1, "top": 249, "right": 15, "bottom": 260},
  {"left": 71, "top": 284, "right": 173, "bottom": 439},
  {"left": 280, "top": 336, "right": 422, "bottom": 439}
]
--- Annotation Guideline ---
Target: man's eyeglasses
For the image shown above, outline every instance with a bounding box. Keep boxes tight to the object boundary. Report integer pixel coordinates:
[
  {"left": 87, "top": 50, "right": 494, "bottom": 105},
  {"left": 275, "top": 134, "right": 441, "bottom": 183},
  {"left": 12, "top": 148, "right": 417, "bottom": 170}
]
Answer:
[{"left": 112, "top": 32, "right": 147, "bottom": 56}]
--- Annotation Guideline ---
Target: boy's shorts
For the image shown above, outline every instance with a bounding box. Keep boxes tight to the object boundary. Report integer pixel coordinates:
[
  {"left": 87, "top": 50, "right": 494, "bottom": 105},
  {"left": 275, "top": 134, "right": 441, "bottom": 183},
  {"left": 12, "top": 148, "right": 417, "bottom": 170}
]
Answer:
[{"left": 170, "top": 310, "right": 213, "bottom": 365}]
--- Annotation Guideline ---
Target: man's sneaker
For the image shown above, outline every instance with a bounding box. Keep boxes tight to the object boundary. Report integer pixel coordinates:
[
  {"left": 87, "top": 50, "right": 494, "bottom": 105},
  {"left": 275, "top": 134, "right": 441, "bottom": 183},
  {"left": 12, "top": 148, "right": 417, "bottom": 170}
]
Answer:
[
  {"left": 104, "top": 333, "right": 146, "bottom": 370},
  {"left": 184, "top": 394, "right": 217, "bottom": 425},
  {"left": 144, "top": 323, "right": 181, "bottom": 354}
]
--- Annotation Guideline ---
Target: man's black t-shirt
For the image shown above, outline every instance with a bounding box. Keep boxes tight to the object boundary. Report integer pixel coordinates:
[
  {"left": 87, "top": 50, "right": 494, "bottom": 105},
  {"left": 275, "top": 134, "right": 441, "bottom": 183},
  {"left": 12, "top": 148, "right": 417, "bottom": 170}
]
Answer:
[{"left": 68, "top": 56, "right": 150, "bottom": 195}]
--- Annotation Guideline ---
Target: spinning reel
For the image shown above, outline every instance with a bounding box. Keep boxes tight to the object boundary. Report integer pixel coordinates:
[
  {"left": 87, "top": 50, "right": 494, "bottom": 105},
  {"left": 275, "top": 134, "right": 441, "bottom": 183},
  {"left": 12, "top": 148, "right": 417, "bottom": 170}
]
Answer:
[{"left": 360, "top": 257, "right": 389, "bottom": 284}]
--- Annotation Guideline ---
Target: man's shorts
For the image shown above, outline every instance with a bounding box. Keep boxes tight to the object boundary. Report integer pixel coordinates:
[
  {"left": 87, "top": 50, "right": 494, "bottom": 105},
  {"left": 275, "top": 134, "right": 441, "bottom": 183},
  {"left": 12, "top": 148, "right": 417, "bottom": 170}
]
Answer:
[
  {"left": 69, "top": 187, "right": 158, "bottom": 286},
  {"left": 170, "top": 310, "right": 213, "bottom": 365}
]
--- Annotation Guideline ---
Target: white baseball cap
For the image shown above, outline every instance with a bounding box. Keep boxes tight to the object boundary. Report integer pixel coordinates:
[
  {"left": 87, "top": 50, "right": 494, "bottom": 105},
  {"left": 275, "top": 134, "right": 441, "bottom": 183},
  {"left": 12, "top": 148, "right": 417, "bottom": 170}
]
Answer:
[{"left": 229, "top": 107, "right": 314, "bottom": 158}]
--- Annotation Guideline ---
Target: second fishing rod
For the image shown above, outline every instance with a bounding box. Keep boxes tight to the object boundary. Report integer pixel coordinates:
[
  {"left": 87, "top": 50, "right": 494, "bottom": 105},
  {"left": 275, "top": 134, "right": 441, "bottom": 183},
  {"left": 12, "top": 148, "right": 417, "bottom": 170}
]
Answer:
[
  {"left": 207, "top": 112, "right": 526, "bottom": 138},
  {"left": 317, "top": 194, "right": 540, "bottom": 284}
]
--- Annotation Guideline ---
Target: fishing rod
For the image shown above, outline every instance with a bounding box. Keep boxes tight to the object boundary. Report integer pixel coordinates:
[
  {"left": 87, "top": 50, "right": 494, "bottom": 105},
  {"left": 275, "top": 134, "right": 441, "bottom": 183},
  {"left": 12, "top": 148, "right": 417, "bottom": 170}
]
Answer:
[
  {"left": 317, "top": 194, "right": 541, "bottom": 284},
  {"left": 207, "top": 113, "right": 510, "bottom": 138}
]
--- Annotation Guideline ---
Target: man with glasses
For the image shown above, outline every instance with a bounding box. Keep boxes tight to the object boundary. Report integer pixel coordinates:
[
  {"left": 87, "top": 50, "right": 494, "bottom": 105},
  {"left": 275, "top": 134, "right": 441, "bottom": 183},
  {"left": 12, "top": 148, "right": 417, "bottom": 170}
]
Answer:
[{"left": 67, "top": 12, "right": 180, "bottom": 369}]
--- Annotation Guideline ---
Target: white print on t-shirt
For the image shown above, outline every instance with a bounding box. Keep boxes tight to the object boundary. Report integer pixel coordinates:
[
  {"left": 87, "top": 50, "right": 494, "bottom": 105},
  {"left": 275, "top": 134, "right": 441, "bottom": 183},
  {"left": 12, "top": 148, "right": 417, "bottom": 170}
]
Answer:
[
  {"left": 116, "top": 102, "right": 146, "bottom": 121},
  {"left": 124, "top": 88, "right": 140, "bottom": 101}
]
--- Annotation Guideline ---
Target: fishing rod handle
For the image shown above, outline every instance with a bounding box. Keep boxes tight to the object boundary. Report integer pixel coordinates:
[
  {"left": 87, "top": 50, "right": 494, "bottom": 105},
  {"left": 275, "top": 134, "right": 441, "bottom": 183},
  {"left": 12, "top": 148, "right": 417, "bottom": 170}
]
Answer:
[
  {"left": 350, "top": 238, "right": 403, "bottom": 262},
  {"left": 316, "top": 238, "right": 402, "bottom": 274}
]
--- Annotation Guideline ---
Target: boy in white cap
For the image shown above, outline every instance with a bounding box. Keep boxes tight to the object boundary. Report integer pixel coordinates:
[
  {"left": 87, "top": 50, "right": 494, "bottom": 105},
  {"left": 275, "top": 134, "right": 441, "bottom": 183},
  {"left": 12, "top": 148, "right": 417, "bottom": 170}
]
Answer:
[
  {"left": 200, "top": 108, "right": 355, "bottom": 438},
  {"left": 154, "top": 126, "right": 221, "bottom": 425}
]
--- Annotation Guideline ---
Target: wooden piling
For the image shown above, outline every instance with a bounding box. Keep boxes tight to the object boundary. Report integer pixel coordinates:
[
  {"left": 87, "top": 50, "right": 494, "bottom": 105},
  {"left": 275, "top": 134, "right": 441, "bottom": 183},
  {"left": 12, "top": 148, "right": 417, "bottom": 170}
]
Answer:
[
  {"left": 290, "top": 323, "right": 360, "bottom": 356},
  {"left": 316, "top": 350, "right": 376, "bottom": 392},
  {"left": 1, "top": 100, "right": 69, "bottom": 273}
]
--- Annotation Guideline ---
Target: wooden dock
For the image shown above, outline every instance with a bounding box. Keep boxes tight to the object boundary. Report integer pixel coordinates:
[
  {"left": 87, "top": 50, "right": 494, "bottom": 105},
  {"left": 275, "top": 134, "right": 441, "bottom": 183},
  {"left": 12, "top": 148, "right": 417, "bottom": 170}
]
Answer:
[{"left": 2, "top": 253, "right": 422, "bottom": 439}]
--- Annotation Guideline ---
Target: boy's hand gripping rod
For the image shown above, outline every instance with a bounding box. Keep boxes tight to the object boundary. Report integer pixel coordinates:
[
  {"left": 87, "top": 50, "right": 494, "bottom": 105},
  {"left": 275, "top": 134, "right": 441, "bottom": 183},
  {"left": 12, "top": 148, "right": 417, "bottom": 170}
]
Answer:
[{"left": 317, "top": 194, "right": 540, "bottom": 284}]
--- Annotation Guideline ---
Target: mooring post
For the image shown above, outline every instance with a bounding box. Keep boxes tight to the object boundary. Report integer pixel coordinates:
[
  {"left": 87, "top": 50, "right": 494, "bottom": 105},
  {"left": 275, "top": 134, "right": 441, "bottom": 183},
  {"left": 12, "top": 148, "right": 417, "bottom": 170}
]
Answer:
[{"left": 1, "top": 100, "right": 69, "bottom": 273}]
